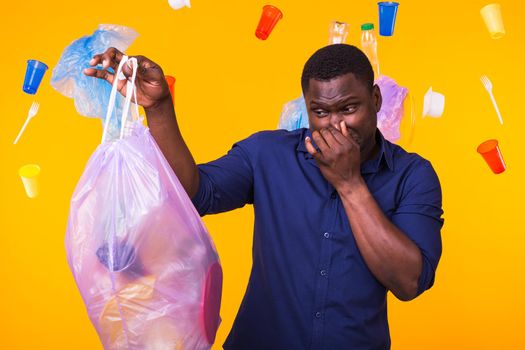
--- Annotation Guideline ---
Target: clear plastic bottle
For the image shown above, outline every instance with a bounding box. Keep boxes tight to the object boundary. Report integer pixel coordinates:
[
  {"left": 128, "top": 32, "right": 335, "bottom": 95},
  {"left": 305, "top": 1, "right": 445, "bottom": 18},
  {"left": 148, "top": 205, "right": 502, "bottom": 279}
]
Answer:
[
  {"left": 328, "top": 21, "right": 349, "bottom": 44},
  {"left": 360, "top": 23, "right": 380, "bottom": 77}
]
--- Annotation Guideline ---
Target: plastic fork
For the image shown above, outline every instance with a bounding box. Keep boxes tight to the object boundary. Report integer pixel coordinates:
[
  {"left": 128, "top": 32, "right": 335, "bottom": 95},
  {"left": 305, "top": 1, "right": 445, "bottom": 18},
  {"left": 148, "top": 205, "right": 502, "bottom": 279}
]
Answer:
[
  {"left": 480, "top": 75, "right": 504, "bottom": 125},
  {"left": 14, "top": 101, "right": 40, "bottom": 144}
]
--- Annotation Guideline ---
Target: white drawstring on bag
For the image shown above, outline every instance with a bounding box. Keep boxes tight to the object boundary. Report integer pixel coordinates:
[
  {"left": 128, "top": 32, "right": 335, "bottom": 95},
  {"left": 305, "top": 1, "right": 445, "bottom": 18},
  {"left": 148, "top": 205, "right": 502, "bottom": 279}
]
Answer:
[{"left": 101, "top": 55, "right": 140, "bottom": 143}]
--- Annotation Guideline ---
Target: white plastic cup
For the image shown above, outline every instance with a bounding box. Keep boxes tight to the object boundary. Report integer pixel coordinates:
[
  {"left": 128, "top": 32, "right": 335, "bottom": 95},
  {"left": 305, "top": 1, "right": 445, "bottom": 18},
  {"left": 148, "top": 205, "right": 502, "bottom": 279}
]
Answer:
[
  {"left": 423, "top": 87, "right": 445, "bottom": 118},
  {"left": 19, "top": 164, "right": 41, "bottom": 198},
  {"left": 168, "top": 0, "right": 191, "bottom": 10},
  {"left": 480, "top": 3, "right": 505, "bottom": 39}
]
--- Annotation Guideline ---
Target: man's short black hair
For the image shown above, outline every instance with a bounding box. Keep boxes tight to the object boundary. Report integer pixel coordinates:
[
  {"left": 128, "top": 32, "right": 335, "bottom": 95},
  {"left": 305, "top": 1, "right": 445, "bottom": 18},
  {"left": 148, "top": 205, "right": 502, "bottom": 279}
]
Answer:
[{"left": 301, "top": 44, "right": 374, "bottom": 93}]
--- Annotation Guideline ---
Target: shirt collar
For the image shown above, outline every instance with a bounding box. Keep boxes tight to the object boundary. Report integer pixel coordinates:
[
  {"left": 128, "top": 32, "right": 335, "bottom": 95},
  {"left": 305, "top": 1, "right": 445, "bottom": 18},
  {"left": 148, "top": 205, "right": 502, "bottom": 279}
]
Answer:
[{"left": 296, "top": 128, "right": 394, "bottom": 174}]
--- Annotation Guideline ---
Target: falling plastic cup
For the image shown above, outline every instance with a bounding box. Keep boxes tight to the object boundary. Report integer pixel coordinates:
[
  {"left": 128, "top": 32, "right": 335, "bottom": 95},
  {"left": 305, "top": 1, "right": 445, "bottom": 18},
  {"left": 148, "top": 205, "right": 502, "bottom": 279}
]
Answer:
[
  {"left": 329, "top": 21, "right": 349, "bottom": 44},
  {"left": 23, "top": 60, "right": 48, "bottom": 95},
  {"left": 477, "top": 139, "right": 506, "bottom": 174},
  {"left": 423, "top": 87, "right": 445, "bottom": 118},
  {"left": 255, "top": 5, "right": 283, "bottom": 40},
  {"left": 168, "top": 0, "right": 190, "bottom": 10},
  {"left": 378, "top": 2, "right": 399, "bottom": 36},
  {"left": 165, "top": 75, "right": 176, "bottom": 101},
  {"left": 480, "top": 3, "right": 505, "bottom": 39},
  {"left": 19, "top": 164, "right": 41, "bottom": 198}
]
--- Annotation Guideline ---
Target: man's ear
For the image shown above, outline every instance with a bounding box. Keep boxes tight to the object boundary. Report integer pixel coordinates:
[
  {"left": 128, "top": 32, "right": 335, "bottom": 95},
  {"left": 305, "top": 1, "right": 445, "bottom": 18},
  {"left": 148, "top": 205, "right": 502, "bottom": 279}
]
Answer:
[{"left": 372, "top": 84, "right": 382, "bottom": 113}]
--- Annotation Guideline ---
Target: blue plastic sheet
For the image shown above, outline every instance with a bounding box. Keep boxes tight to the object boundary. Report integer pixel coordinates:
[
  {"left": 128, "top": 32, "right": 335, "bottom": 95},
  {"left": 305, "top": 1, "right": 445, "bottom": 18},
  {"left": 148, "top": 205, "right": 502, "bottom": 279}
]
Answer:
[
  {"left": 51, "top": 24, "right": 138, "bottom": 139},
  {"left": 278, "top": 95, "right": 309, "bottom": 131}
]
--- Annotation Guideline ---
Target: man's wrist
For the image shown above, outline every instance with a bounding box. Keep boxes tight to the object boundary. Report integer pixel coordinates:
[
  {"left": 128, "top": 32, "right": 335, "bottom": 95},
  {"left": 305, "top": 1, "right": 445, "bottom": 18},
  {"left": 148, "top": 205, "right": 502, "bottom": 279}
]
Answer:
[
  {"left": 337, "top": 176, "right": 369, "bottom": 202},
  {"left": 144, "top": 97, "right": 175, "bottom": 124}
]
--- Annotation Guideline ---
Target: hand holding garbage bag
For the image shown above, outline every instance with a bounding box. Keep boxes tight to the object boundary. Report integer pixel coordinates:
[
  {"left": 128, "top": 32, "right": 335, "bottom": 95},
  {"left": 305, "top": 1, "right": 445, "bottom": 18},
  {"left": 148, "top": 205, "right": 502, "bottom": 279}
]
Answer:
[
  {"left": 85, "top": 47, "right": 201, "bottom": 196},
  {"left": 84, "top": 47, "right": 171, "bottom": 110},
  {"left": 67, "top": 49, "right": 223, "bottom": 350}
]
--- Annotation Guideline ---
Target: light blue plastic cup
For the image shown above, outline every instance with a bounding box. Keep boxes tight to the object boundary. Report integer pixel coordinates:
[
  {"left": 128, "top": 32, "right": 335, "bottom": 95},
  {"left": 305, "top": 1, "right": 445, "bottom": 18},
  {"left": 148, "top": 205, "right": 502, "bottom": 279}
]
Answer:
[
  {"left": 23, "top": 60, "right": 48, "bottom": 95},
  {"left": 378, "top": 2, "right": 399, "bottom": 36}
]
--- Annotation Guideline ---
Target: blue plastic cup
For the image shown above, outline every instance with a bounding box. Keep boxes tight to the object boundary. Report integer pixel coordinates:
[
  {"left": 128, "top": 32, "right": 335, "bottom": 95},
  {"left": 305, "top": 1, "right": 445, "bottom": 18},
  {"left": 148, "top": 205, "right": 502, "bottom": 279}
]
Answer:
[
  {"left": 23, "top": 60, "right": 48, "bottom": 94},
  {"left": 378, "top": 2, "right": 399, "bottom": 36}
]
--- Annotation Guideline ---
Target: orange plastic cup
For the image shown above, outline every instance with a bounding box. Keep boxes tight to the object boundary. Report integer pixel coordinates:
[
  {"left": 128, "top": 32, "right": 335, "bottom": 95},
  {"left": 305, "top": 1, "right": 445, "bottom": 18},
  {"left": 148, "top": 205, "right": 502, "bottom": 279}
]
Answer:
[
  {"left": 255, "top": 5, "right": 283, "bottom": 40},
  {"left": 477, "top": 139, "right": 506, "bottom": 174},
  {"left": 165, "top": 75, "right": 176, "bottom": 101}
]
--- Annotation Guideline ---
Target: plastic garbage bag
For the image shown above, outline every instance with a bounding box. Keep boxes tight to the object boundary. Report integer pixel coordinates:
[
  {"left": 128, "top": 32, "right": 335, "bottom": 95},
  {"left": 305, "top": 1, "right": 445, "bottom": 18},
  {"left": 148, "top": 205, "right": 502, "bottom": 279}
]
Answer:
[
  {"left": 65, "top": 56, "right": 222, "bottom": 350},
  {"left": 51, "top": 24, "right": 138, "bottom": 140}
]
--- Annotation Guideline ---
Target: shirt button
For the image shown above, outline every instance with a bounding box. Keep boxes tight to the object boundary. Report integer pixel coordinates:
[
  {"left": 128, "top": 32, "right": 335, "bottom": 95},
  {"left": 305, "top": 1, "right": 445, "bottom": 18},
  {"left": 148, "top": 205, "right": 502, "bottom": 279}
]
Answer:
[
  {"left": 315, "top": 312, "right": 322, "bottom": 318},
  {"left": 331, "top": 192, "right": 337, "bottom": 199},
  {"left": 320, "top": 270, "right": 327, "bottom": 276},
  {"left": 324, "top": 232, "right": 330, "bottom": 239}
]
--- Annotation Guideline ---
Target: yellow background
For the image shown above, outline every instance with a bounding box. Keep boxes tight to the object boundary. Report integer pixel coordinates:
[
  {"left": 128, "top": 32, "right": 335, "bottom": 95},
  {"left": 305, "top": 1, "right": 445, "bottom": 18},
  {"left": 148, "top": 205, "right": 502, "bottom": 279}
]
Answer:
[{"left": 1, "top": 0, "right": 523, "bottom": 348}]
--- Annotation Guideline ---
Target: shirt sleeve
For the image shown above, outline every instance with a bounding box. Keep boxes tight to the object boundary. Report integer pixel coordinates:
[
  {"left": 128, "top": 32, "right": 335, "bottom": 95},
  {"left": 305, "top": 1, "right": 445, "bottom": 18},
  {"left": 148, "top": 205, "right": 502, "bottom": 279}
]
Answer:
[
  {"left": 391, "top": 159, "right": 444, "bottom": 297},
  {"left": 190, "top": 133, "right": 259, "bottom": 216}
]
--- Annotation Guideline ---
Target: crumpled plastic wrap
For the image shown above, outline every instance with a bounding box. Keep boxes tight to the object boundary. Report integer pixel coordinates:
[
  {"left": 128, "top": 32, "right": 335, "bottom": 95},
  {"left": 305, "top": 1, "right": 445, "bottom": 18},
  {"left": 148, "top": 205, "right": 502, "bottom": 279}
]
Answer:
[
  {"left": 277, "top": 95, "right": 309, "bottom": 130},
  {"left": 375, "top": 75, "right": 408, "bottom": 143},
  {"left": 51, "top": 24, "right": 138, "bottom": 140}
]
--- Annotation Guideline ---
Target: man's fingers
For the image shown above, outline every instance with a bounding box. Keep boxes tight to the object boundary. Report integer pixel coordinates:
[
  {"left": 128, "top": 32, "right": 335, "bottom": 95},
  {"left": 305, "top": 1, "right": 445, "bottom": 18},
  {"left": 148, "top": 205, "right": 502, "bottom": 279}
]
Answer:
[
  {"left": 89, "top": 47, "right": 125, "bottom": 71},
  {"left": 83, "top": 67, "right": 115, "bottom": 85},
  {"left": 89, "top": 54, "right": 103, "bottom": 67},
  {"left": 340, "top": 121, "right": 349, "bottom": 137},
  {"left": 120, "top": 59, "right": 137, "bottom": 80},
  {"left": 329, "top": 126, "right": 349, "bottom": 145},
  {"left": 322, "top": 127, "right": 341, "bottom": 146},
  {"left": 84, "top": 67, "right": 129, "bottom": 95},
  {"left": 312, "top": 130, "right": 331, "bottom": 155},
  {"left": 305, "top": 136, "right": 317, "bottom": 155},
  {"left": 103, "top": 47, "right": 124, "bottom": 70},
  {"left": 305, "top": 137, "right": 326, "bottom": 164},
  {"left": 339, "top": 121, "right": 360, "bottom": 147},
  {"left": 128, "top": 55, "right": 165, "bottom": 83}
]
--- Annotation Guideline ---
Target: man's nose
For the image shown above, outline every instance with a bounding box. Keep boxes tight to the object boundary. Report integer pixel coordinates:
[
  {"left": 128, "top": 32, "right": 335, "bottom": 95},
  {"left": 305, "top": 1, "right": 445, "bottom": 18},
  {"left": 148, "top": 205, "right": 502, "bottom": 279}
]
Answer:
[{"left": 329, "top": 113, "right": 344, "bottom": 130}]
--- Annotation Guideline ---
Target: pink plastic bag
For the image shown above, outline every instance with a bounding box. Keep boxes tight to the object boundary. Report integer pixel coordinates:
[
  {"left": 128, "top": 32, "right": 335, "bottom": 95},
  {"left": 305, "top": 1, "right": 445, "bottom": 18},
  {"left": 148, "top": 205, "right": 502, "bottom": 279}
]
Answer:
[
  {"left": 65, "top": 57, "right": 222, "bottom": 349},
  {"left": 375, "top": 75, "right": 409, "bottom": 143}
]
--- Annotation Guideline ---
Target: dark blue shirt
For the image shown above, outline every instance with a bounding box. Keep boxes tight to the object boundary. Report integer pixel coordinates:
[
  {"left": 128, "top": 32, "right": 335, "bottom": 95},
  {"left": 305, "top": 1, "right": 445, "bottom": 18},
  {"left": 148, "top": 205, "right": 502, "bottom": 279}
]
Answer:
[{"left": 191, "top": 128, "right": 444, "bottom": 350}]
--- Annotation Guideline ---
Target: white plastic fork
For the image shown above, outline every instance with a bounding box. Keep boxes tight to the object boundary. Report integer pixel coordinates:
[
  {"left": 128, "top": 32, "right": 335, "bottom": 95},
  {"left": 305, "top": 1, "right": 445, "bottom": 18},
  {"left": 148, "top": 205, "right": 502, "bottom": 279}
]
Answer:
[
  {"left": 14, "top": 101, "right": 40, "bottom": 144},
  {"left": 480, "top": 75, "right": 504, "bottom": 125}
]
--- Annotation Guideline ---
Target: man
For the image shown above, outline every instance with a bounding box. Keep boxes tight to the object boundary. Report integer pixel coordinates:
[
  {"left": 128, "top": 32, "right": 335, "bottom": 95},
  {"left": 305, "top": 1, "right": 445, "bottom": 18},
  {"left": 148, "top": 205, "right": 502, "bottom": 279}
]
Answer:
[{"left": 85, "top": 44, "right": 444, "bottom": 349}]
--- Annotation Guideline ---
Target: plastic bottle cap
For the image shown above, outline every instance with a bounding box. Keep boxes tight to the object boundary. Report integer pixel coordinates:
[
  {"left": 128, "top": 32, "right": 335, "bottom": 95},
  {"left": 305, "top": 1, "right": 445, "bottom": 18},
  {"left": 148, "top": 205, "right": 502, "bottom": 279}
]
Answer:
[{"left": 361, "top": 23, "right": 374, "bottom": 30}]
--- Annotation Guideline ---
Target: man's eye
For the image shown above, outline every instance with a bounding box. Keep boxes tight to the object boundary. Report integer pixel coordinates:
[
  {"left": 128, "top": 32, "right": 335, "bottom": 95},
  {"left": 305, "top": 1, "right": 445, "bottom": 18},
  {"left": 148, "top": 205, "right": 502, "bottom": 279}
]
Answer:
[
  {"left": 314, "top": 110, "right": 328, "bottom": 117},
  {"left": 342, "top": 106, "right": 357, "bottom": 114}
]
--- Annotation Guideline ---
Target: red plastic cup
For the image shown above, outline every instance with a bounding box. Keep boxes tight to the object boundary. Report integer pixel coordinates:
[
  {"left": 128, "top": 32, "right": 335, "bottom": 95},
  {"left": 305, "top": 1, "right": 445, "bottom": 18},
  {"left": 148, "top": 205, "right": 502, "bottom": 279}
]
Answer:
[
  {"left": 201, "top": 262, "right": 223, "bottom": 344},
  {"left": 477, "top": 139, "right": 506, "bottom": 174},
  {"left": 165, "top": 75, "right": 176, "bottom": 100},
  {"left": 255, "top": 5, "right": 283, "bottom": 40}
]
